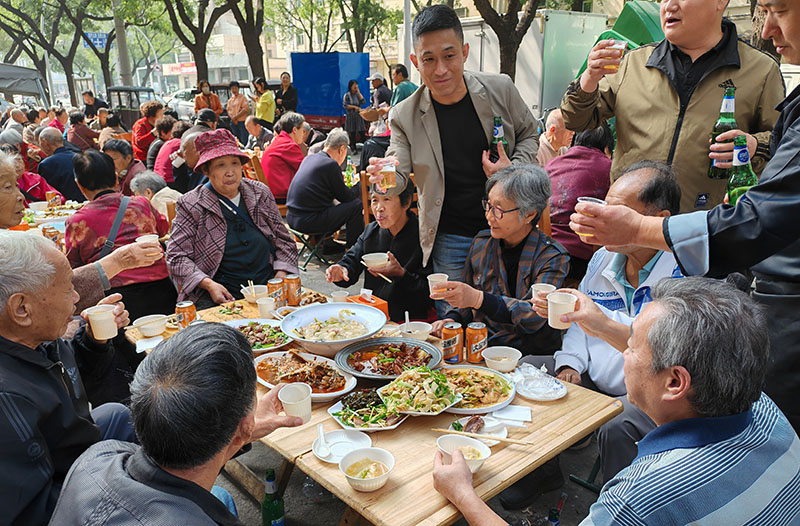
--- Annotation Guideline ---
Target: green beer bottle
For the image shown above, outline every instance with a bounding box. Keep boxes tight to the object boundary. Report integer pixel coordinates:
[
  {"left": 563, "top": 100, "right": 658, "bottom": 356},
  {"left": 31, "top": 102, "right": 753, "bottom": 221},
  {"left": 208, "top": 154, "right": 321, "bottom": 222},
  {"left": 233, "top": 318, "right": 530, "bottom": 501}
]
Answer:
[
  {"left": 261, "top": 468, "right": 285, "bottom": 526},
  {"left": 490, "top": 115, "right": 508, "bottom": 162},
  {"left": 345, "top": 155, "right": 354, "bottom": 187},
  {"left": 727, "top": 135, "right": 758, "bottom": 206},
  {"left": 708, "top": 86, "right": 737, "bottom": 179}
]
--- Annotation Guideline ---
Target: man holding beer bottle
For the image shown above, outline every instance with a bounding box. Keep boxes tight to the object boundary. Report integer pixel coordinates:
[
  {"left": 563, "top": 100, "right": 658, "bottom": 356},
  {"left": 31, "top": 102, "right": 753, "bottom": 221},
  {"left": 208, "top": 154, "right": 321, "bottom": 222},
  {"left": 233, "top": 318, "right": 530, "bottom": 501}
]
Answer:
[
  {"left": 568, "top": 0, "right": 800, "bottom": 433},
  {"left": 561, "top": 0, "right": 783, "bottom": 212},
  {"left": 367, "top": 5, "right": 539, "bottom": 316}
]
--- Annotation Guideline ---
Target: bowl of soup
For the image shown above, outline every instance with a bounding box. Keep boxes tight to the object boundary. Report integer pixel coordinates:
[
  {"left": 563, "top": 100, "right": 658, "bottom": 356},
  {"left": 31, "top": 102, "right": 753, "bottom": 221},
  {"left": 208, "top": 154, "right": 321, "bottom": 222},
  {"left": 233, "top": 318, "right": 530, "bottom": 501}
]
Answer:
[
  {"left": 482, "top": 346, "right": 522, "bottom": 373},
  {"left": 339, "top": 447, "right": 395, "bottom": 492},
  {"left": 437, "top": 435, "right": 491, "bottom": 473}
]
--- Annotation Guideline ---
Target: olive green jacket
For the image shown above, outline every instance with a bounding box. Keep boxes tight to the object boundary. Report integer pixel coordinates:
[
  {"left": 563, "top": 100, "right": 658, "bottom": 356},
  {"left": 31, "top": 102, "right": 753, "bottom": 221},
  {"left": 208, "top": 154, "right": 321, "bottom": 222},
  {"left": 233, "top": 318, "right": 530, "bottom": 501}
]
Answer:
[
  {"left": 388, "top": 70, "right": 539, "bottom": 265},
  {"left": 561, "top": 34, "right": 783, "bottom": 212}
]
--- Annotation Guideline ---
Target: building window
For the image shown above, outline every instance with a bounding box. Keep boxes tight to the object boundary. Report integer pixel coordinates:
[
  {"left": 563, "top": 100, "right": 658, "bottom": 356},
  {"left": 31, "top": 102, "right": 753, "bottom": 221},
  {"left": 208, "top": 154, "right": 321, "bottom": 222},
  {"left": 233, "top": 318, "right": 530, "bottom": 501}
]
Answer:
[
  {"left": 238, "top": 68, "right": 250, "bottom": 80},
  {"left": 221, "top": 68, "right": 231, "bottom": 82}
]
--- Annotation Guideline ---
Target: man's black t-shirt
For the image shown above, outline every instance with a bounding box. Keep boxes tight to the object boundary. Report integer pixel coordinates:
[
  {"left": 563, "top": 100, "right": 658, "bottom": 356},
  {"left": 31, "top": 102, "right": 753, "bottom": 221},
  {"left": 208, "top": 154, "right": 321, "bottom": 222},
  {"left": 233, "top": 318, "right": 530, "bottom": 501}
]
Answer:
[{"left": 432, "top": 92, "right": 489, "bottom": 238}]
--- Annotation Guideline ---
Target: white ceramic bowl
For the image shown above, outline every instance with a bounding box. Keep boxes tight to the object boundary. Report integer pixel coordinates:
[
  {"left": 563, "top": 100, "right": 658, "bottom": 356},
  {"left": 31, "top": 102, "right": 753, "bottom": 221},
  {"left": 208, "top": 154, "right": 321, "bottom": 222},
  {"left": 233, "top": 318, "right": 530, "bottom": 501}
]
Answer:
[
  {"left": 398, "top": 321, "right": 432, "bottom": 341},
  {"left": 339, "top": 447, "right": 395, "bottom": 492},
  {"left": 132, "top": 314, "right": 168, "bottom": 337},
  {"left": 437, "top": 435, "right": 491, "bottom": 473},
  {"left": 482, "top": 346, "right": 522, "bottom": 373},
  {"left": 29, "top": 202, "right": 48, "bottom": 212},
  {"left": 362, "top": 252, "right": 389, "bottom": 268},
  {"left": 240, "top": 285, "right": 269, "bottom": 304},
  {"left": 279, "top": 303, "right": 386, "bottom": 358}
]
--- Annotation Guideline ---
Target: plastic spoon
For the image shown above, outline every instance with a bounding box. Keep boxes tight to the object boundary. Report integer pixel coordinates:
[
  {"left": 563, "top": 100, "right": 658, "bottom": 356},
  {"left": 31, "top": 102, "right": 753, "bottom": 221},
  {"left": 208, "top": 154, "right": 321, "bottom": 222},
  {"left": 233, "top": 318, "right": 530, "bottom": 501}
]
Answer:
[
  {"left": 316, "top": 423, "right": 330, "bottom": 457},
  {"left": 404, "top": 311, "right": 411, "bottom": 333}
]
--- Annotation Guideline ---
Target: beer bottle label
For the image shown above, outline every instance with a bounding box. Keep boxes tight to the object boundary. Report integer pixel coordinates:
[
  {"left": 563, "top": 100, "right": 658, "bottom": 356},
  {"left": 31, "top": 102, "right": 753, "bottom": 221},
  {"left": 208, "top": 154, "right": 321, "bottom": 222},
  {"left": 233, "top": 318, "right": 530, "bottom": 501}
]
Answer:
[
  {"left": 265, "top": 480, "right": 277, "bottom": 494},
  {"left": 470, "top": 337, "right": 487, "bottom": 353},
  {"left": 493, "top": 124, "right": 504, "bottom": 139},
  {"left": 732, "top": 146, "right": 749, "bottom": 166},
  {"left": 720, "top": 97, "right": 734, "bottom": 114}
]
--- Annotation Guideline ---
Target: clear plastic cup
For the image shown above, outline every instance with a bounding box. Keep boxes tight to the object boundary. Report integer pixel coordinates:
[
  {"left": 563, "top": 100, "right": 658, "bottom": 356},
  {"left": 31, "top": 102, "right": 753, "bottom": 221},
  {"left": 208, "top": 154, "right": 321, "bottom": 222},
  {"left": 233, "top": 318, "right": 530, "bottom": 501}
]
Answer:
[
  {"left": 85, "top": 304, "right": 118, "bottom": 340},
  {"left": 604, "top": 40, "right": 627, "bottom": 69},
  {"left": 278, "top": 383, "right": 312, "bottom": 424},
  {"left": 257, "top": 297, "right": 276, "bottom": 318},
  {"left": 330, "top": 291, "right": 349, "bottom": 303},
  {"left": 547, "top": 292, "right": 578, "bottom": 330},
  {"left": 576, "top": 197, "right": 607, "bottom": 237},
  {"left": 427, "top": 273, "right": 449, "bottom": 295}
]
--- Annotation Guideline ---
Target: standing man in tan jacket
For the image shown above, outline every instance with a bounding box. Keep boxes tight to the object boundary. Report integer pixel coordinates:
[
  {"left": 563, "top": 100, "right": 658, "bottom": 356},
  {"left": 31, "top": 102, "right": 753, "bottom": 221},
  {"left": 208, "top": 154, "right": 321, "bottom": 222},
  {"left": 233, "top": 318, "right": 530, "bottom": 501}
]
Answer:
[
  {"left": 367, "top": 4, "right": 539, "bottom": 313},
  {"left": 561, "top": 0, "right": 783, "bottom": 213}
]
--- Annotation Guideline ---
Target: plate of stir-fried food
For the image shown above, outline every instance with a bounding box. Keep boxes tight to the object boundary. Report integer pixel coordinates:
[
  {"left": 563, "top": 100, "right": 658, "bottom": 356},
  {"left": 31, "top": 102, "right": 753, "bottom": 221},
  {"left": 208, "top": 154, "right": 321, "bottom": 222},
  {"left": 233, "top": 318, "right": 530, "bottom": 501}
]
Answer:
[
  {"left": 329, "top": 388, "right": 408, "bottom": 431},
  {"left": 335, "top": 338, "right": 443, "bottom": 380},
  {"left": 442, "top": 366, "right": 515, "bottom": 415},
  {"left": 223, "top": 319, "right": 292, "bottom": 352},
  {"left": 377, "top": 366, "right": 462, "bottom": 416},
  {"left": 254, "top": 350, "right": 356, "bottom": 402}
]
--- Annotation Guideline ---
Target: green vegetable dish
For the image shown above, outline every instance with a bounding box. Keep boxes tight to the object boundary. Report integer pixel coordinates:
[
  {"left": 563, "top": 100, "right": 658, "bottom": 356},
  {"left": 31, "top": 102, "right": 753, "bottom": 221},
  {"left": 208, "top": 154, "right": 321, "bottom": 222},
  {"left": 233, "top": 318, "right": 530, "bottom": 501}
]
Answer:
[
  {"left": 237, "top": 322, "right": 289, "bottom": 350},
  {"left": 332, "top": 389, "right": 404, "bottom": 429},
  {"left": 379, "top": 366, "right": 458, "bottom": 413}
]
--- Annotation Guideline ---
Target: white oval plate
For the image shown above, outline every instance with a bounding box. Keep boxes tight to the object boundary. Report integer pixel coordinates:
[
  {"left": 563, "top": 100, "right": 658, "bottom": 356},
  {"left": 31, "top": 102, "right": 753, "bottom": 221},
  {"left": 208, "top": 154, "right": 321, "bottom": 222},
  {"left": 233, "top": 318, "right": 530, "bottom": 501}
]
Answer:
[
  {"left": 448, "top": 416, "right": 508, "bottom": 447},
  {"left": 328, "top": 400, "right": 409, "bottom": 432},
  {"left": 253, "top": 351, "right": 356, "bottom": 403},
  {"left": 442, "top": 365, "right": 516, "bottom": 415},
  {"left": 312, "top": 429, "right": 371, "bottom": 464},
  {"left": 222, "top": 319, "right": 293, "bottom": 352},
  {"left": 516, "top": 377, "right": 567, "bottom": 402},
  {"left": 376, "top": 383, "right": 463, "bottom": 416}
]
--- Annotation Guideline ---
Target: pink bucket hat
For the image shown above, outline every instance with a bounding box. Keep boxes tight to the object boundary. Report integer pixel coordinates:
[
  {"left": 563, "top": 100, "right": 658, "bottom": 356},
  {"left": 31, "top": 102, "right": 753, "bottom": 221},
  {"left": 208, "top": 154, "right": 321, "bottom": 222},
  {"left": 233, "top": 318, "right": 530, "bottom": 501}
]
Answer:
[{"left": 194, "top": 128, "right": 250, "bottom": 172}]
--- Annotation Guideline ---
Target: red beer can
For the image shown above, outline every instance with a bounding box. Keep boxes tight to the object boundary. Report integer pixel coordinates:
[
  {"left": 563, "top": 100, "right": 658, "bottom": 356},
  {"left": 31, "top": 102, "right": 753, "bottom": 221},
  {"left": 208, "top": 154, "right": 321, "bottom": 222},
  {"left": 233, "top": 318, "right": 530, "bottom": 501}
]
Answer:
[
  {"left": 465, "top": 322, "right": 488, "bottom": 364},
  {"left": 285, "top": 274, "right": 301, "bottom": 306},
  {"left": 442, "top": 322, "right": 463, "bottom": 364},
  {"left": 175, "top": 301, "right": 197, "bottom": 329}
]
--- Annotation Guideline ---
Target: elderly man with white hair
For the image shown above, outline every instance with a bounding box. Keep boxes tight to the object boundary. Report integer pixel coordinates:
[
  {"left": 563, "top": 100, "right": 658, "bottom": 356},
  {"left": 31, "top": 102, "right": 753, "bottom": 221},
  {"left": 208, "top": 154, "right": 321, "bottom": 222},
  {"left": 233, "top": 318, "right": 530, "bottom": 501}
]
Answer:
[
  {"left": 286, "top": 127, "right": 364, "bottom": 248},
  {"left": 3, "top": 108, "right": 26, "bottom": 134},
  {"left": 37, "top": 127, "right": 84, "bottom": 202},
  {"left": 536, "top": 108, "right": 573, "bottom": 166},
  {"left": 0, "top": 231, "right": 137, "bottom": 526},
  {"left": 130, "top": 170, "right": 183, "bottom": 217}
]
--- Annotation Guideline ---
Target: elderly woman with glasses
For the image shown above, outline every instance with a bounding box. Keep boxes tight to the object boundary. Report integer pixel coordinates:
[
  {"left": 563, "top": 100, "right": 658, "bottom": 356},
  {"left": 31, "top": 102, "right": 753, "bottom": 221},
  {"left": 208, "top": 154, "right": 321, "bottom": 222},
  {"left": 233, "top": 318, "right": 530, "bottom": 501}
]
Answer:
[{"left": 431, "top": 164, "right": 569, "bottom": 355}]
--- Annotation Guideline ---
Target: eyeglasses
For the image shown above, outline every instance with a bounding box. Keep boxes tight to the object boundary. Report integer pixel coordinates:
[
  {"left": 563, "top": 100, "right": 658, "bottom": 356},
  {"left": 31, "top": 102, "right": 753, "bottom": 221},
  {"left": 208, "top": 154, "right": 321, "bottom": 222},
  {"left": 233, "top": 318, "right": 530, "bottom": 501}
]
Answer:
[{"left": 482, "top": 199, "right": 520, "bottom": 219}]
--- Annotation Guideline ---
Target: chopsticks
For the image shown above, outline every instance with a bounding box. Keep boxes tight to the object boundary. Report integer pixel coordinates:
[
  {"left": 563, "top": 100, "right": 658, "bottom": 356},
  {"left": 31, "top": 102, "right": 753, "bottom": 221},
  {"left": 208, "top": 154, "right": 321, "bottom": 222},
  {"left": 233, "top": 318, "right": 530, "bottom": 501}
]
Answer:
[
  {"left": 360, "top": 261, "right": 392, "bottom": 283},
  {"left": 431, "top": 428, "right": 536, "bottom": 446},
  {"left": 248, "top": 279, "right": 256, "bottom": 297}
]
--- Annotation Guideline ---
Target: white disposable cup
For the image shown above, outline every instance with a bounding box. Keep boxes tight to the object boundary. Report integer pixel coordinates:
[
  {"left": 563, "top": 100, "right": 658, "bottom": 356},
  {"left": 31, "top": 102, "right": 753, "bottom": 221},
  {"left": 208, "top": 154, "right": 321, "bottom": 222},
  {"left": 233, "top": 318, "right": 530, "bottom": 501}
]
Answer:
[
  {"left": 171, "top": 155, "right": 185, "bottom": 168},
  {"left": 85, "top": 304, "right": 118, "bottom": 340},
  {"left": 330, "top": 291, "right": 349, "bottom": 303},
  {"left": 257, "top": 297, "right": 276, "bottom": 318},
  {"left": 135, "top": 234, "right": 159, "bottom": 245},
  {"left": 547, "top": 292, "right": 578, "bottom": 330},
  {"left": 530, "top": 283, "right": 556, "bottom": 300},
  {"left": 428, "top": 273, "right": 449, "bottom": 294},
  {"left": 278, "top": 383, "right": 312, "bottom": 424}
]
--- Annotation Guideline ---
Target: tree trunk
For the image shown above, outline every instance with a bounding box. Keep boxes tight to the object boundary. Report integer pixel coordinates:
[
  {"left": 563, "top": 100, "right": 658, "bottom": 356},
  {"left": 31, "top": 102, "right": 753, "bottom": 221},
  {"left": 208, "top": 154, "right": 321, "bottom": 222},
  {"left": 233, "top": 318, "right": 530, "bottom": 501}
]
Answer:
[
  {"left": 192, "top": 46, "right": 210, "bottom": 82},
  {"left": 241, "top": 25, "right": 265, "bottom": 78},
  {"left": 60, "top": 59, "right": 78, "bottom": 106},
  {"left": 498, "top": 35, "right": 520, "bottom": 80},
  {"left": 750, "top": 4, "right": 778, "bottom": 60}
]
